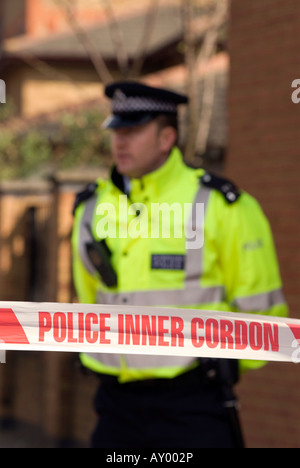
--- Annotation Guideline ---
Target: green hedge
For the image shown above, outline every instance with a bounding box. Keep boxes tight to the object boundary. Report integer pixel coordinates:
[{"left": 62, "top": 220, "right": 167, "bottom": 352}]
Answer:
[{"left": 0, "top": 107, "right": 111, "bottom": 180}]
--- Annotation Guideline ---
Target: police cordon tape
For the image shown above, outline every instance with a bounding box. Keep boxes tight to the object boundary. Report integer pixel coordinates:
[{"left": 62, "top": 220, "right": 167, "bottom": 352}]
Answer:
[{"left": 0, "top": 301, "right": 300, "bottom": 363}]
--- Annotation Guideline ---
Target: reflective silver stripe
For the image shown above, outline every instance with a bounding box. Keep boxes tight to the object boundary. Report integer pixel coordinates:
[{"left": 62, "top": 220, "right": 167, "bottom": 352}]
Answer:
[
  {"left": 86, "top": 353, "right": 193, "bottom": 370},
  {"left": 87, "top": 352, "right": 121, "bottom": 369},
  {"left": 86, "top": 352, "right": 197, "bottom": 372},
  {"left": 185, "top": 186, "right": 210, "bottom": 283},
  {"left": 97, "top": 285, "right": 225, "bottom": 306},
  {"left": 125, "top": 355, "right": 196, "bottom": 370},
  {"left": 78, "top": 195, "right": 99, "bottom": 276},
  {"left": 233, "top": 288, "right": 286, "bottom": 312}
]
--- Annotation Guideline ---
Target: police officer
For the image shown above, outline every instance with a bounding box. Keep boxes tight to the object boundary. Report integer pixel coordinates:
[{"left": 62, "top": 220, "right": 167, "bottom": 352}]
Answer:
[{"left": 72, "top": 81, "right": 288, "bottom": 448}]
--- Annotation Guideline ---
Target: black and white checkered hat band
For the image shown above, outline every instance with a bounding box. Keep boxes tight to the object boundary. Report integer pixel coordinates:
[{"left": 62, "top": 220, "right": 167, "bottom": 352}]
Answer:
[{"left": 112, "top": 94, "right": 178, "bottom": 114}]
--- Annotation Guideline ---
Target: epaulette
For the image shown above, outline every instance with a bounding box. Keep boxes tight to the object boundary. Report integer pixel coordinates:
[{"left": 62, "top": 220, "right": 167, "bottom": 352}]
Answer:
[
  {"left": 200, "top": 172, "right": 241, "bottom": 204},
  {"left": 72, "top": 182, "right": 98, "bottom": 215}
]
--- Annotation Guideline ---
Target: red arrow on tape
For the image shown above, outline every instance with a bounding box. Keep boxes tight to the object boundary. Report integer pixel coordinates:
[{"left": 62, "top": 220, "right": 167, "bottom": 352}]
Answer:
[
  {"left": 287, "top": 324, "right": 300, "bottom": 343},
  {"left": 0, "top": 308, "right": 29, "bottom": 344}
]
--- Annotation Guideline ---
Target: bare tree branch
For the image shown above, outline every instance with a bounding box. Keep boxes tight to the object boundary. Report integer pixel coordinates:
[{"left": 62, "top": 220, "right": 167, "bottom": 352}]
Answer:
[
  {"left": 53, "top": 0, "right": 161, "bottom": 82},
  {"left": 195, "top": 0, "right": 228, "bottom": 154},
  {"left": 54, "top": 0, "right": 113, "bottom": 84},
  {"left": 99, "top": 0, "right": 130, "bottom": 78},
  {"left": 182, "top": 0, "right": 200, "bottom": 163},
  {"left": 196, "top": 0, "right": 229, "bottom": 67},
  {"left": 183, "top": 0, "right": 229, "bottom": 163},
  {"left": 130, "top": 0, "right": 160, "bottom": 79},
  {"left": 196, "top": 71, "right": 216, "bottom": 155}
]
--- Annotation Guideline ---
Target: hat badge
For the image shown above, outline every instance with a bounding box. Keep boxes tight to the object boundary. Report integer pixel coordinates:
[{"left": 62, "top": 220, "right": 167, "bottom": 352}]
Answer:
[{"left": 113, "top": 89, "right": 127, "bottom": 104}]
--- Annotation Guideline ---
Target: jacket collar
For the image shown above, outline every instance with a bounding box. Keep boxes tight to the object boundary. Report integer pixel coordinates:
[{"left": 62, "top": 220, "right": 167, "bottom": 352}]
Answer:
[{"left": 110, "top": 147, "right": 187, "bottom": 197}]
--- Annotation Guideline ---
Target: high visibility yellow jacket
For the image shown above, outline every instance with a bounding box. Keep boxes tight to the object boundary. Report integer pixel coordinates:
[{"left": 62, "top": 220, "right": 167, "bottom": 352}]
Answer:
[{"left": 72, "top": 147, "right": 288, "bottom": 382}]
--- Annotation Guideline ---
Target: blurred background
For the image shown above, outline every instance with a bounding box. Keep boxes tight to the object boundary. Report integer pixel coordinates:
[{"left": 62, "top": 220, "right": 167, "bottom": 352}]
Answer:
[{"left": 0, "top": 0, "right": 299, "bottom": 448}]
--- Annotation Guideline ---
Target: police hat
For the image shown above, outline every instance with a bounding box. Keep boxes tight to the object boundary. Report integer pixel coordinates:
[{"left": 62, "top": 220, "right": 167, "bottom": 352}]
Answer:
[{"left": 102, "top": 81, "right": 188, "bottom": 129}]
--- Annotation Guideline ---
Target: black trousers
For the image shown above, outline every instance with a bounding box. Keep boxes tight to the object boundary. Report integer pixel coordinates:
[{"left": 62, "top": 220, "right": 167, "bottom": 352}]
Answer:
[{"left": 90, "top": 366, "right": 241, "bottom": 448}]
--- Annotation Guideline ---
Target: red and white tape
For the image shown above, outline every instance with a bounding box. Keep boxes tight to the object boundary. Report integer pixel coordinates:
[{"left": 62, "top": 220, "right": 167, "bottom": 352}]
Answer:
[{"left": 0, "top": 302, "right": 299, "bottom": 363}]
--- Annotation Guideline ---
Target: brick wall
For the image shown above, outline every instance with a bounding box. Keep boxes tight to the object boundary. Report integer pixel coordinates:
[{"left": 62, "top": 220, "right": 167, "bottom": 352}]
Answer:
[{"left": 227, "top": 0, "right": 300, "bottom": 448}]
